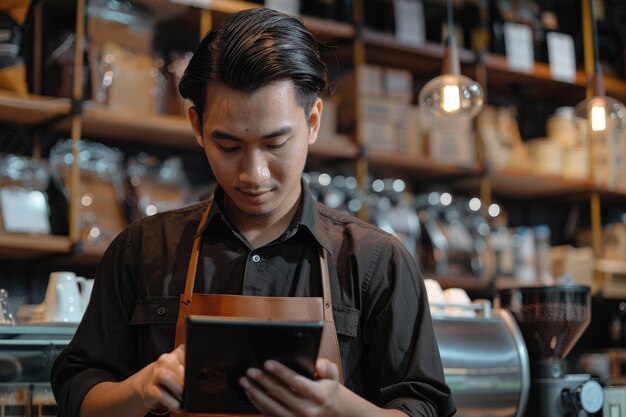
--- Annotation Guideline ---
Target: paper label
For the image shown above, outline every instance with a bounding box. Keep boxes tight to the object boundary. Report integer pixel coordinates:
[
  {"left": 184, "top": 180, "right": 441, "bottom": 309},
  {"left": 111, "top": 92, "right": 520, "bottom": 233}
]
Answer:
[
  {"left": 504, "top": 22, "right": 534, "bottom": 73},
  {"left": 395, "top": 0, "right": 425, "bottom": 46},
  {"left": 169, "top": 0, "right": 212, "bottom": 7},
  {"left": 547, "top": 32, "right": 576, "bottom": 83},
  {"left": 428, "top": 117, "right": 475, "bottom": 166},
  {"left": 265, "top": 0, "right": 299, "bottom": 15},
  {"left": 0, "top": 188, "right": 51, "bottom": 234}
]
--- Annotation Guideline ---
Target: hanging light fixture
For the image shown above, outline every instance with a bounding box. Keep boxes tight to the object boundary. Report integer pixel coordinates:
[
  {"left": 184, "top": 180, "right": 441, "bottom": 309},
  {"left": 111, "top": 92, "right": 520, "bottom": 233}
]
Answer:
[
  {"left": 574, "top": 0, "right": 625, "bottom": 139},
  {"left": 418, "top": 0, "right": 484, "bottom": 118}
]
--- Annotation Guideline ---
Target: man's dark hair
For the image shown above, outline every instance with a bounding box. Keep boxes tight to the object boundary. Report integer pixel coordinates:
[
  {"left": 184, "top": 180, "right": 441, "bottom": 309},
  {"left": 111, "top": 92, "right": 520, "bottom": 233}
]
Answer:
[{"left": 179, "top": 8, "right": 329, "bottom": 128}]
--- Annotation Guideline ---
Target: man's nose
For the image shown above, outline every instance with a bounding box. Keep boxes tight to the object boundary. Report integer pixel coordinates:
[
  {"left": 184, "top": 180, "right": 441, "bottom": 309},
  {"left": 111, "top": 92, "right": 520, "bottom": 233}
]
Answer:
[{"left": 239, "top": 150, "right": 271, "bottom": 185}]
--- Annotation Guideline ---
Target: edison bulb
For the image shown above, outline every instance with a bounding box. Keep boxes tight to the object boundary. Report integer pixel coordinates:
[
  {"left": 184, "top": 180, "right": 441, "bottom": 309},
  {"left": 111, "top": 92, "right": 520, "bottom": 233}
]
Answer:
[
  {"left": 442, "top": 84, "right": 461, "bottom": 112},
  {"left": 591, "top": 105, "right": 606, "bottom": 131},
  {"left": 419, "top": 74, "right": 484, "bottom": 118},
  {"left": 574, "top": 96, "right": 626, "bottom": 134}
]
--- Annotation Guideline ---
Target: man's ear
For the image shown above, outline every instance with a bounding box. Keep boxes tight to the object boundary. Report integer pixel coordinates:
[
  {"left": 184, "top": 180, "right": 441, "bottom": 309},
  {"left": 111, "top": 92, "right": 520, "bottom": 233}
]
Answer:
[
  {"left": 307, "top": 97, "right": 323, "bottom": 145},
  {"left": 188, "top": 105, "right": 204, "bottom": 148}
]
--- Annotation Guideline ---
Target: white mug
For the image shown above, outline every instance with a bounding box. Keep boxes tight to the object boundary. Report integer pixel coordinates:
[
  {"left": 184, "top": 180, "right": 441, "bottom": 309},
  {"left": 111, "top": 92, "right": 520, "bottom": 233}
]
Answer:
[
  {"left": 75, "top": 277, "right": 94, "bottom": 311},
  {"left": 43, "top": 272, "right": 84, "bottom": 323}
]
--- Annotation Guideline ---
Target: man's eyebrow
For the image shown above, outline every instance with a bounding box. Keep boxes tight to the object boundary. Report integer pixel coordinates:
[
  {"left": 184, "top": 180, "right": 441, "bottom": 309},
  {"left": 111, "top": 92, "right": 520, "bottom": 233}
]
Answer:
[
  {"left": 211, "top": 130, "right": 241, "bottom": 141},
  {"left": 261, "top": 126, "right": 293, "bottom": 139},
  {"left": 210, "top": 126, "right": 294, "bottom": 141}
]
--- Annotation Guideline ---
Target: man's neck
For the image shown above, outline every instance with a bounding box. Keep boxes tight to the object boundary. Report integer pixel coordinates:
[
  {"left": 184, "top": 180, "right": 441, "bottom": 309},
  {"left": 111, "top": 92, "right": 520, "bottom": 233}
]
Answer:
[{"left": 226, "top": 196, "right": 301, "bottom": 249}]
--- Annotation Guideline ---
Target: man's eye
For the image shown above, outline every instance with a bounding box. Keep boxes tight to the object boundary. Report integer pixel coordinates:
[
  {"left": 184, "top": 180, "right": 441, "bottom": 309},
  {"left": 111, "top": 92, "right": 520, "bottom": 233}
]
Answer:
[
  {"left": 218, "top": 145, "right": 239, "bottom": 153},
  {"left": 267, "top": 140, "right": 289, "bottom": 150}
]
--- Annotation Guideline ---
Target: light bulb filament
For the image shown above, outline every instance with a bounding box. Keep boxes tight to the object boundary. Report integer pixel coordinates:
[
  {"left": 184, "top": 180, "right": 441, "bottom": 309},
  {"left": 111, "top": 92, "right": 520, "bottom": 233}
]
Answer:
[
  {"left": 591, "top": 105, "right": 606, "bottom": 131},
  {"left": 442, "top": 84, "right": 460, "bottom": 113}
]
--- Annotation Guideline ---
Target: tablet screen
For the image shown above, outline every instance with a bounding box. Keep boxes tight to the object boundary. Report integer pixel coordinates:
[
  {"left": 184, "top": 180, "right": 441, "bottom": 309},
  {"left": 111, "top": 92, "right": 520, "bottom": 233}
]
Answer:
[{"left": 183, "top": 315, "right": 323, "bottom": 414}]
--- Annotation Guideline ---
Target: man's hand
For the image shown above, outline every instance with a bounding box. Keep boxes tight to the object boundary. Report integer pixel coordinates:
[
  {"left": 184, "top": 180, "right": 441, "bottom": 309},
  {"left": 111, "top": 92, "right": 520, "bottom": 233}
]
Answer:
[
  {"left": 80, "top": 344, "right": 186, "bottom": 417},
  {"left": 135, "top": 344, "right": 185, "bottom": 413},
  {"left": 239, "top": 358, "right": 343, "bottom": 417}
]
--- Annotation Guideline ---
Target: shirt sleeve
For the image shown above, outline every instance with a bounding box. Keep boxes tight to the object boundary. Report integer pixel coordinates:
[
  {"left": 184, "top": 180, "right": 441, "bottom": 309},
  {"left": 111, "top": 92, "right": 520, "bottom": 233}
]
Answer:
[
  {"left": 362, "top": 234, "right": 456, "bottom": 417},
  {"left": 51, "top": 225, "right": 140, "bottom": 417}
]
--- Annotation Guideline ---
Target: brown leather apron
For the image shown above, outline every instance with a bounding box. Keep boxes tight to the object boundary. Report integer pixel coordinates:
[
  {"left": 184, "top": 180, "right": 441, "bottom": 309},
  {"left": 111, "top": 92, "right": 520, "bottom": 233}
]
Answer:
[{"left": 171, "top": 206, "right": 343, "bottom": 417}]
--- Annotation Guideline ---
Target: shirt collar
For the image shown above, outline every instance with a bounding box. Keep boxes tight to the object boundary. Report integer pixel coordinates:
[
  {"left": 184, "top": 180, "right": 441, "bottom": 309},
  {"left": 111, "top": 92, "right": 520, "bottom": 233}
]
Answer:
[
  {"left": 298, "top": 180, "right": 333, "bottom": 254},
  {"left": 194, "top": 180, "right": 333, "bottom": 255}
]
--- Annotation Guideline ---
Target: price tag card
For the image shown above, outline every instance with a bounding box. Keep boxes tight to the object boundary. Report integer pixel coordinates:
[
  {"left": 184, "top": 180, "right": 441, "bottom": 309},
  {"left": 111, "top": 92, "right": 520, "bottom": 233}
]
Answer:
[
  {"left": 0, "top": 188, "right": 51, "bottom": 234},
  {"left": 547, "top": 32, "right": 576, "bottom": 83},
  {"left": 170, "top": 0, "right": 212, "bottom": 7},
  {"left": 265, "top": 0, "right": 299, "bottom": 15},
  {"left": 395, "top": 0, "right": 425, "bottom": 46},
  {"left": 504, "top": 22, "right": 534, "bottom": 73},
  {"left": 427, "top": 117, "right": 475, "bottom": 167}
]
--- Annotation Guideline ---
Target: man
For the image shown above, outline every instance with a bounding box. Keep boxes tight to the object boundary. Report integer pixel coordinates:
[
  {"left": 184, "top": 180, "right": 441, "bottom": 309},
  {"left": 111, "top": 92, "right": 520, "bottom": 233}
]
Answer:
[{"left": 51, "top": 8, "right": 455, "bottom": 417}]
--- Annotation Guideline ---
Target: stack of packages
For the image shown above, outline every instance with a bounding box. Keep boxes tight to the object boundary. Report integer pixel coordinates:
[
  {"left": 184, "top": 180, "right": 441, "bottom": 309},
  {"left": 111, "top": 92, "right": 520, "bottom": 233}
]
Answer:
[
  {"left": 337, "top": 64, "right": 423, "bottom": 157},
  {"left": 0, "top": 0, "right": 32, "bottom": 95}
]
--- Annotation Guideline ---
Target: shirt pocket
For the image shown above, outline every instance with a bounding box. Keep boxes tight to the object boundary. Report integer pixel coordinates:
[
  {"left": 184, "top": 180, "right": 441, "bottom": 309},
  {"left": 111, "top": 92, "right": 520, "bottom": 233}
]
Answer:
[
  {"left": 332, "top": 305, "right": 359, "bottom": 338},
  {"left": 130, "top": 297, "right": 180, "bottom": 367},
  {"left": 130, "top": 296, "right": 180, "bottom": 325}
]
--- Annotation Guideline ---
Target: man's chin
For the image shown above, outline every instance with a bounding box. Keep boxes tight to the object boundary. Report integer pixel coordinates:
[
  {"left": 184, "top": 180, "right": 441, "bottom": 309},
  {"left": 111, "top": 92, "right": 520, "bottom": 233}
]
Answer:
[{"left": 235, "top": 204, "right": 274, "bottom": 219}]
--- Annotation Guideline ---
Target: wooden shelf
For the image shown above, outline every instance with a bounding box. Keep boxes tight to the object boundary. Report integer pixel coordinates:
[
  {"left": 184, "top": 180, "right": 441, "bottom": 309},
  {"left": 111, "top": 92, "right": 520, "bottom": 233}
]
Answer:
[
  {"left": 363, "top": 30, "right": 476, "bottom": 77},
  {"left": 489, "top": 168, "right": 594, "bottom": 199},
  {"left": 310, "top": 138, "right": 358, "bottom": 159},
  {"left": 61, "top": 242, "right": 107, "bottom": 265},
  {"left": 0, "top": 233, "right": 71, "bottom": 260},
  {"left": 592, "top": 186, "right": 626, "bottom": 202},
  {"left": 595, "top": 259, "right": 626, "bottom": 275},
  {"left": 169, "top": 0, "right": 353, "bottom": 40},
  {"left": 368, "top": 150, "right": 481, "bottom": 182},
  {"left": 77, "top": 102, "right": 198, "bottom": 150},
  {"left": 484, "top": 55, "right": 626, "bottom": 104},
  {"left": 0, "top": 92, "right": 70, "bottom": 126},
  {"left": 301, "top": 15, "right": 354, "bottom": 40},
  {"left": 169, "top": 0, "right": 259, "bottom": 14},
  {"left": 360, "top": 31, "right": 626, "bottom": 104}
]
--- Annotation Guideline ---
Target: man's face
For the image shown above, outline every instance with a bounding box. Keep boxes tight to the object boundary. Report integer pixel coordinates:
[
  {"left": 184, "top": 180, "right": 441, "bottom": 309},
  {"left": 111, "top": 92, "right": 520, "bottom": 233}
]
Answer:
[{"left": 189, "top": 80, "right": 321, "bottom": 223}]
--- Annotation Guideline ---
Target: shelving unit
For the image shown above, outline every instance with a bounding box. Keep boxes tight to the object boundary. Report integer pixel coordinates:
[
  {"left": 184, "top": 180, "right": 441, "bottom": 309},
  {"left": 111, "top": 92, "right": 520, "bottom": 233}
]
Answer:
[
  {"left": 2, "top": 0, "right": 626, "bottom": 289},
  {"left": 0, "top": 233, "right": 71, "bottom": 260},
  {"left": 362, "top": 28, "right": 626, "bottom": 105},
  {"left": 368, "top": 150, "right": 482, "bottom": 183},
  {"left": 0, "top": 92, "right": 70, "bottom": 126},
  {"left": 363, "top": 29, "right": 476, "bottom": 76},
  {"left": 489, "top": 168, "right": 595, "bottom": 199}
]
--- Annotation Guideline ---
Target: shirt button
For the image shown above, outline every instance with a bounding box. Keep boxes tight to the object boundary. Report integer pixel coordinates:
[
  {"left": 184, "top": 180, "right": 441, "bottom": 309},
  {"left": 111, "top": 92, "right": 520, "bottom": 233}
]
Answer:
[
  {"left": 156, "top": 306, "right": 167, "bottom": 316},
  {"left": 251, "top": 254, "right": 261, "bottom": 263}
]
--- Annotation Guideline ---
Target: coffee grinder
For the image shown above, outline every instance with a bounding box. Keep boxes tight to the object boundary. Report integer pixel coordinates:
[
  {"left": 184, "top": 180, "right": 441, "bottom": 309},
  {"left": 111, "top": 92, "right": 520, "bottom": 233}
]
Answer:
[{"left": 496, "top": 286, "right": 604, "bottom": 417}]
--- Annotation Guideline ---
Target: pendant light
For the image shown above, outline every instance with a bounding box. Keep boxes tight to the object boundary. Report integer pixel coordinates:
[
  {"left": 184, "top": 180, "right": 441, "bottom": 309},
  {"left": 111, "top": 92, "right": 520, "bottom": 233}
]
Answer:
[
  {"left": 418, "top": 0, "right": 484, "bottom": 119},
  {"left": 574, "top": 0, "right": 625, "bottom": 140}
]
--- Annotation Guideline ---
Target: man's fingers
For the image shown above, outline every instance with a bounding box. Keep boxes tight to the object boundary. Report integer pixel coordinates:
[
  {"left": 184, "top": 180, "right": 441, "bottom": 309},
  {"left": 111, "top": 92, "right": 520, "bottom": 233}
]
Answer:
[
  {"left": 159, "top": 373, "right": 184, "bottom": 399},
  {"left": 240, "top": 375, "right": 291, "bottom": 417},
  {"left": 315, "top": 358, "right": 339, "bottom": 381},
  {"left": 155, "top": 386, "right": 183, "bottom": 412}
]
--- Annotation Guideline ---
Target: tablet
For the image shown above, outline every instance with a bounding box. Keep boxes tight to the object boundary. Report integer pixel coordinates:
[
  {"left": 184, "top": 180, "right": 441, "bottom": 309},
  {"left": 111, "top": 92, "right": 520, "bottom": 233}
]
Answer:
[{"left": 182, "top": 315, "right": 323, "bottom": 414}]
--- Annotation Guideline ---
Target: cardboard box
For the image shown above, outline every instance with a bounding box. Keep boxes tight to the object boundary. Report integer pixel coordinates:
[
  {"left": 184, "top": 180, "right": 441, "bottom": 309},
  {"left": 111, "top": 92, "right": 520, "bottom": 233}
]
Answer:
[
  {"left": 384, "top": 68, "right": 413, "bottom": 104},
  {"left": 427, "top": 117, "right": 476, "bottom": 167}
]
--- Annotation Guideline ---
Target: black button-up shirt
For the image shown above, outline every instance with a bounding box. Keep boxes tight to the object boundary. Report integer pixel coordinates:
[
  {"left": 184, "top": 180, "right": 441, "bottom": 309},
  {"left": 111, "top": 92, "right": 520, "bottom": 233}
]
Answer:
[{"left": 51, "top": 183, "right": 455, "bottom": 417}]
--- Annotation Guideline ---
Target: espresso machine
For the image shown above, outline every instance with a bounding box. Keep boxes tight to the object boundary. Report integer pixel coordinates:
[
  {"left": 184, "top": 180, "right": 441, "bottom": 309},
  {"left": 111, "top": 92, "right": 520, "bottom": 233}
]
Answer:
[{"left": 495, "top": 286, "right": 604, "bottom": 417}]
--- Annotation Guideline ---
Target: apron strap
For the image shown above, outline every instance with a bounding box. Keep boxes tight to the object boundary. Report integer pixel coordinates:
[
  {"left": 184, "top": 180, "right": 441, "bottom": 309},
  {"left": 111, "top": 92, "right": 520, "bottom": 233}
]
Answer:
[
  {"left": 180, "top": 202, "right": 212, "bottom": 315},
  {"left": 183, "top": 202, "right": 333, "bottom": 315},
  {"left": 319, "top": 248, "right": 333, "bottom": 323}
]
